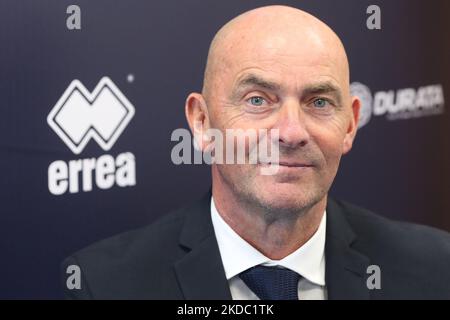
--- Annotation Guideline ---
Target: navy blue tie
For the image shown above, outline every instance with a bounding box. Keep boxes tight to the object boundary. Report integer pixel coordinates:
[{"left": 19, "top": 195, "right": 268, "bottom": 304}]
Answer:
[{"left": 239, "top": 265, "right": 300, "bottom": 300}]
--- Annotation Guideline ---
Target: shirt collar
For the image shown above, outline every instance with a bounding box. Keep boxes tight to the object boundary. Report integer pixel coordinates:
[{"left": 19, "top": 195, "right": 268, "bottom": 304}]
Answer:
[{"left": 211, "top": 196, "right": 326, "bottom": 286}]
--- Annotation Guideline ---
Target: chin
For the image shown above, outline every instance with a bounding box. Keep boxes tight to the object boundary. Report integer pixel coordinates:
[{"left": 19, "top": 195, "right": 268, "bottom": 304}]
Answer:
[{"left": 255, "top": 185, "right": 317, "bottom": 212}]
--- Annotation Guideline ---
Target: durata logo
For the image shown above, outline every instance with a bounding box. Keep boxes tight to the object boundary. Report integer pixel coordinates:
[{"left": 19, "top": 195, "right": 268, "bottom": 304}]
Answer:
[
  {"left": 350, "top": 82, "right": 445, "bottom": 128},
  {"left": 47, "top": 77, "right": 136, "bottom": 195},
  {"left": 47, "top": 77, "right": 135, "bottom": 154}
]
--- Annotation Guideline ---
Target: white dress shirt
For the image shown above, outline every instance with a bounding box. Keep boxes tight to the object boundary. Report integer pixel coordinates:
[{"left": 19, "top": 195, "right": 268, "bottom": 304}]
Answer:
[{"left": 210, "top": 196, "right": 327, "bottom": 300}]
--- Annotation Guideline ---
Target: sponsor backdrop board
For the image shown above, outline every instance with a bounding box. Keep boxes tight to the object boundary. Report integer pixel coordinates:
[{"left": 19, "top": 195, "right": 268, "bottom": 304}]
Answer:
[{"left": 0, "top": 0, "right": 449, "bottom": 298}]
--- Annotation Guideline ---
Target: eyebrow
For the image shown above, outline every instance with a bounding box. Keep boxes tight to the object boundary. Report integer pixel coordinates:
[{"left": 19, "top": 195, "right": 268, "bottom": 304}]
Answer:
[
  {"left": 234, "top": 74, "right": 281, "bottom": 92},
  {"left": 302, "top": 82, "right": 343, "bottom": 106}
]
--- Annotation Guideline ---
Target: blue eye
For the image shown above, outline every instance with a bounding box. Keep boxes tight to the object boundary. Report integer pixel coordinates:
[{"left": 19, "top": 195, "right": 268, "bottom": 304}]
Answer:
[
  {"left": 313, "top": 98, "right": 329, "bottom": 108},
  {"left": 248, "top": 96, "right": 266, "bottom": 106}
]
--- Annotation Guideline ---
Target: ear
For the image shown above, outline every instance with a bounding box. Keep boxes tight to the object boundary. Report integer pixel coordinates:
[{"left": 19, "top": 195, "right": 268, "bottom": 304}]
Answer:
[
  {"left": 342, "top": 96, "right": 361, "bottom": 155},
  {"left": 185, "top": 92, "right": 210, "bottom": 151}
]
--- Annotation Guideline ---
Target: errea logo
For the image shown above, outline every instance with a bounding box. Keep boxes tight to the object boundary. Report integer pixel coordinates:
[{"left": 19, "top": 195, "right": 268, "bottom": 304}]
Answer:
[
  {"left": 47, "top": 77, "right": 136, "bottom": 195},
  {"left": 47, "top": 77, "right": 135, "bottom": 154}
]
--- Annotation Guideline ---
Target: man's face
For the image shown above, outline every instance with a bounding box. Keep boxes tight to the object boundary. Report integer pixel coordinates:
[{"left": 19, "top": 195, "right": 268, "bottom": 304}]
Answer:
[{"left": 204, "top": 29, "right": 359, "bottom": 213}]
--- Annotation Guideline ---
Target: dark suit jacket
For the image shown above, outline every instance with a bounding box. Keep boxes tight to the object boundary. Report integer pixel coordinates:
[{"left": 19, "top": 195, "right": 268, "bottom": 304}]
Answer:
[{"left": 62, "top": 191, "right": 450, "bottom": 299}]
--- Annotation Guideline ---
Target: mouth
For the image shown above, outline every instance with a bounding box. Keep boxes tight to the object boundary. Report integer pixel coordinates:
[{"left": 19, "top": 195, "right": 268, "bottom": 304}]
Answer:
[
  {"left": 259, "top": 161, "right": 314, "bottom": 168},
  {"left": 257, "top": 161, "right": 315, "bottom": 177},
  {"left": 278, "top": 162, "right": 314, "bottom": 168}
]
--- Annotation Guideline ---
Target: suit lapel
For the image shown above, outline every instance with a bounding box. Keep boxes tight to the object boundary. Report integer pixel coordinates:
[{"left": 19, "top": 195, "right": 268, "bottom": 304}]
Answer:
[
  {"left": 174, "top": 190, "right": 232, "bottom": 299},
  {"left": 325, "top": 198, "right": 371, "bottom": 300}
]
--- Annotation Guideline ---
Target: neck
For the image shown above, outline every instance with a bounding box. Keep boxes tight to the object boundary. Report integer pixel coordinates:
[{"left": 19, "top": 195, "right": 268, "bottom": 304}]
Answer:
[{"left": 212, "top": 170, "right": 326, "bottom": 260}]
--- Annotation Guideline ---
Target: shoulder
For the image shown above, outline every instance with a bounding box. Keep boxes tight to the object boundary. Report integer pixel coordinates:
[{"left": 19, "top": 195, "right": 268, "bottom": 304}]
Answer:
[
  {"left": 332, "top": 198, "right": 450, "bottom": 297},
  {"left": 72, "top": 207, "right": 187, "bottom": 261},
  {"left": 334, "top": 198, "right": 450, "bottom": 252},
  {"left": 62, "top": 204, "right": 191, "bottom": 299}
]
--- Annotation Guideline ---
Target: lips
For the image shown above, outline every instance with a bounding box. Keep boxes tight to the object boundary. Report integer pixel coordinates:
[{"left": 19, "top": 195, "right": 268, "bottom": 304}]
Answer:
[
  {"left": 278, "top": 161, "right": 313, "bottom": 167},
  {"left": 259, "top": 161, "right": 314, "bottom": 167}
]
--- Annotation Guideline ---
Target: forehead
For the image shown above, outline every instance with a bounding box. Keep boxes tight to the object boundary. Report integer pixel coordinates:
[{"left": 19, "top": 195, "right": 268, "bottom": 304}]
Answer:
[{"left": 223, "top": 33, "right": 347, "bottom": 90}]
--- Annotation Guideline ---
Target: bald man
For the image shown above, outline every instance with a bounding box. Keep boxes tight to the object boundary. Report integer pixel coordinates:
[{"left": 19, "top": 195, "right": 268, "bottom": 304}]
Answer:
[{"left": 62, "top": 6, "right": 450, "bottom": 300}]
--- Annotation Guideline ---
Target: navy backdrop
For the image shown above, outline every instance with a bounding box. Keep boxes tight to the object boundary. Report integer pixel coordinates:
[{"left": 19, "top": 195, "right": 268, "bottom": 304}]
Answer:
[{"left": 0, "top": 0, "right": 449, "bottom": 298}]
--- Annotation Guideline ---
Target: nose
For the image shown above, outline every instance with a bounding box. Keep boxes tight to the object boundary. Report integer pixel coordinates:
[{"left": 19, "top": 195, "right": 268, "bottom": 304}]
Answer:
[{"left": 274, "top": 98, "right": 310, "bottom": 148}]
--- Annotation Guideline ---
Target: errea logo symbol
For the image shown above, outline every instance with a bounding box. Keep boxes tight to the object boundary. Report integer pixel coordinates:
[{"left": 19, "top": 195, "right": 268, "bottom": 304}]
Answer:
[
  {"left": 47, "top": 77, "right": 136, "bottom": 195},
  {"left": 47, "top": 77, "right": 135, "bottom": 154}
]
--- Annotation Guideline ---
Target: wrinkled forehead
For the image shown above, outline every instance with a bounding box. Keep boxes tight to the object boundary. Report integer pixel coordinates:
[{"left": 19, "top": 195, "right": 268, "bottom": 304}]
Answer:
[{"left": 212, "top": 21, "right": 349, "bottom": 94}]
